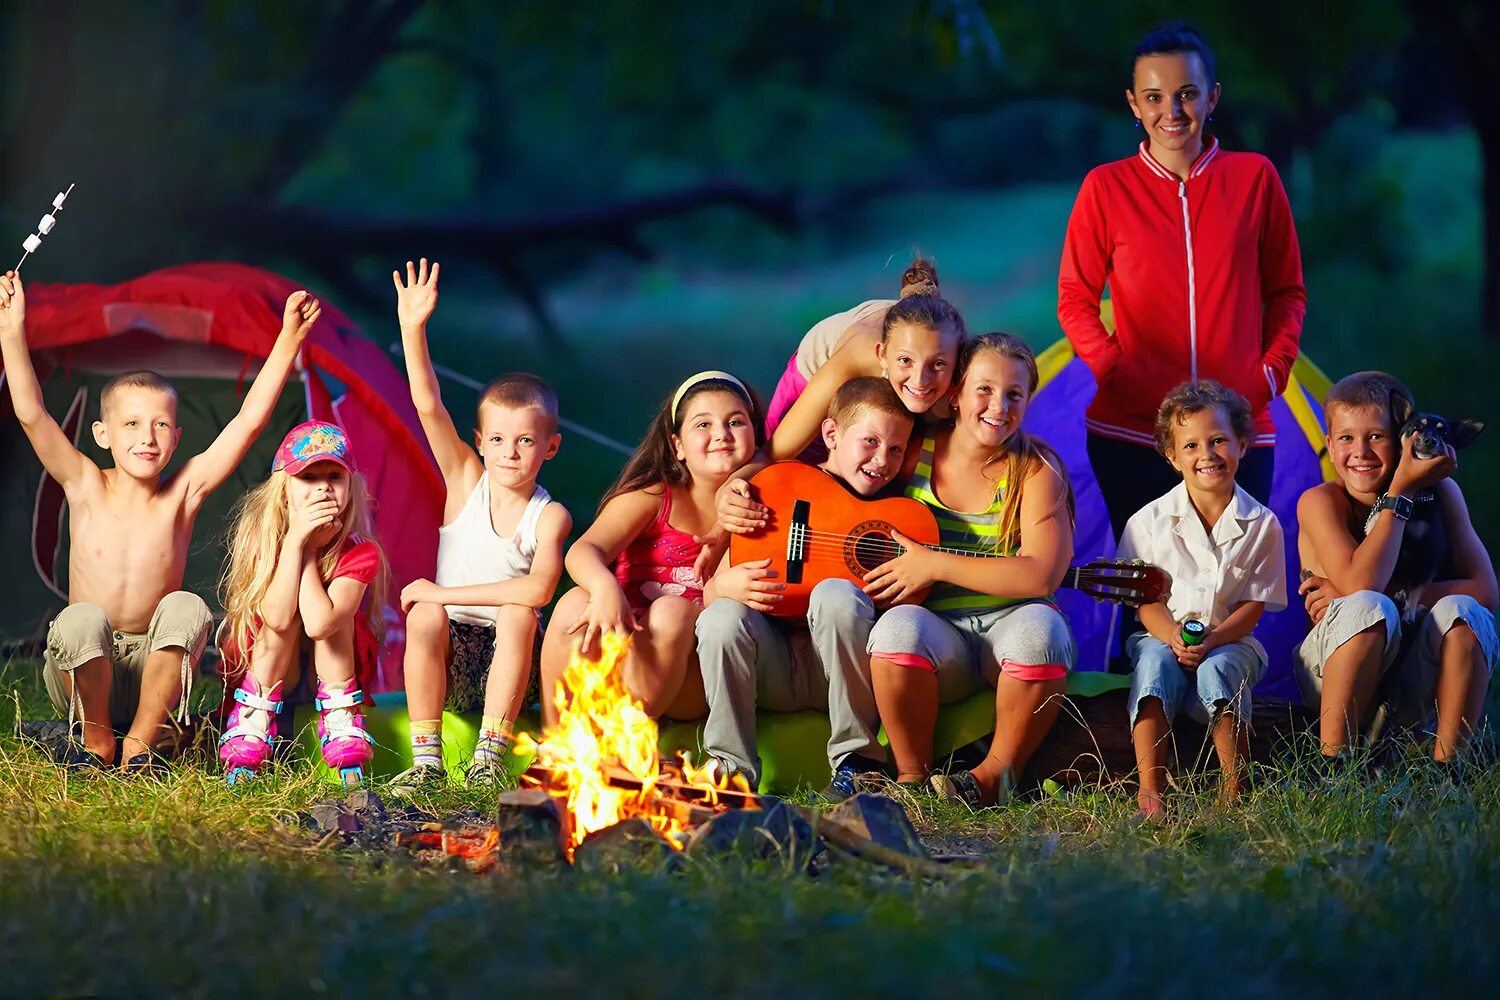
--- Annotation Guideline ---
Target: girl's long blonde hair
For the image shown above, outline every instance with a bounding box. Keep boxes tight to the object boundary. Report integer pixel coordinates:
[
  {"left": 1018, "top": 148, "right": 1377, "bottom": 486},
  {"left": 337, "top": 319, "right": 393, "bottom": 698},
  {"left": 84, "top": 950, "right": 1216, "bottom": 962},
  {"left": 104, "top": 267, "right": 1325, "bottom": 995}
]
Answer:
[
  {"left": 956, "top": 332, "right": 1076, "bottom": 551},
  {"left": 218, "top": 469, "right": 389, "bottom": 664}
]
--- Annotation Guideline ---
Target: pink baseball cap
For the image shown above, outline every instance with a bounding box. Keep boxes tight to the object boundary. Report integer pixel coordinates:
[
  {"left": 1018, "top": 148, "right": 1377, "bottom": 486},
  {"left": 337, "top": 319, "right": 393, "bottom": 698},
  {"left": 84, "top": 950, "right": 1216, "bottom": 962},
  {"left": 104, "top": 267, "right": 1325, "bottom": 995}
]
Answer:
[{"left": 272, "top": 420, "right": 353, "bottom": 475}]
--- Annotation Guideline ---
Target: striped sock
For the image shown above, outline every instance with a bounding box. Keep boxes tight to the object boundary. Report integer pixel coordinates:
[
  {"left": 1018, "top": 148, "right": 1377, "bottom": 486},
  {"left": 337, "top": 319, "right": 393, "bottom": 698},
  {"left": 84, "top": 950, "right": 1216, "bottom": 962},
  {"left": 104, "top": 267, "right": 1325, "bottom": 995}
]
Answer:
[
  {"left": 410, "top": 719, "right": 443, "bottom": 769},
  {"left": 473, "top": 716, "right": 514, "bottom": 765}
]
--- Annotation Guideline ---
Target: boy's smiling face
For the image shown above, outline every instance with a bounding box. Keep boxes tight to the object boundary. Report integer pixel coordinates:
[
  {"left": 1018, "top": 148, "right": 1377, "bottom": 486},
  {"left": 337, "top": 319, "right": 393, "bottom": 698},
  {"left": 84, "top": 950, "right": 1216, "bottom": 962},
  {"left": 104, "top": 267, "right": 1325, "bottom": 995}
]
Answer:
[
  {"left": 1166, "top": 405, "right": 1244, "bottom": 497},
  {"left": 475, "top": 401, "right": 559, "bottom": 491},
  {"left": 1326, "top": 403, "right": 1398, "bottom": 499},
  {"left": 821, "top": 408, "right": 913, "bottom": 496},
  {"left": 92, "top": 386, "right": 181, "bottom": 480}
]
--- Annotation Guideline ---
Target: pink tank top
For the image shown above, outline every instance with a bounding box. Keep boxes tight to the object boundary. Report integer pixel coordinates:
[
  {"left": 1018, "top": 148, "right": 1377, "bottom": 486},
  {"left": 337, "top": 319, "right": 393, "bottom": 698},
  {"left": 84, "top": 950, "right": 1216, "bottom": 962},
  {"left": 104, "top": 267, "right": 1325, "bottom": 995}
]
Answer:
[{"left": 613, "top": 487, "right": 705, "bottom": 612}]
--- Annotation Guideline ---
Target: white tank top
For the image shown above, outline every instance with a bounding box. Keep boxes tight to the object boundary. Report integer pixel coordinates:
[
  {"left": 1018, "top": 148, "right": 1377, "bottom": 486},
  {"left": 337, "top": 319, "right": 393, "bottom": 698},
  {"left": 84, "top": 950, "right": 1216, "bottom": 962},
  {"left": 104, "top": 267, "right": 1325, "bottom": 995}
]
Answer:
[
  {"left": 435, "top": 479, "right": 553, "bottom": 626},
  {"left": 794, "top": 299, "right": 895, "bottom": 380}
]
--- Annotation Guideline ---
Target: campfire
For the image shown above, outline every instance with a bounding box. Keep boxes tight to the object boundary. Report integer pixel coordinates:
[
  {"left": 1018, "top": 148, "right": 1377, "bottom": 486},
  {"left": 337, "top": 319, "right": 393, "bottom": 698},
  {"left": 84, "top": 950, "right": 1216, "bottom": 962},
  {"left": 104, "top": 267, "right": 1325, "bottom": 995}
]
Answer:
[{"left": 513, "top": 631, "right": 757, "bottom": 858}]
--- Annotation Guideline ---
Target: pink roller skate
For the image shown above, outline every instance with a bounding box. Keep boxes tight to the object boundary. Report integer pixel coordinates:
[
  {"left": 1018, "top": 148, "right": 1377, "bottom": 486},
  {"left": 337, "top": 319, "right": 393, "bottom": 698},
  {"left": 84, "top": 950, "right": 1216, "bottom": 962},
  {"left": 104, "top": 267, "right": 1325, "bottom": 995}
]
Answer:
[
  {"left": 219, "top": 675, "right": 283, "bottom": 786},
  {"left": 316, "top": 680, "right": 375, "bottom": 787}
]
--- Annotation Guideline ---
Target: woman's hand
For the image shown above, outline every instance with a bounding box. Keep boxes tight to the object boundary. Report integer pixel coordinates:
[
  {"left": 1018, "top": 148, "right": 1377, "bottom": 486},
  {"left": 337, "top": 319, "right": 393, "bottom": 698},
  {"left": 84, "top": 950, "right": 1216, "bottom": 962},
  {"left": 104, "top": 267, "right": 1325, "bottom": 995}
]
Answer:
[
  {"left": 567, "top": 584, "right": 641, "bottom": 656},
  {"left": 714, "top": 558, "right": 784, "bottom": 613},
  {"left": 715, "top": 477, "right": 767, "bottom": 535},
  {"left": 861, "top": 530, "right": 936, "bottom": 607}
]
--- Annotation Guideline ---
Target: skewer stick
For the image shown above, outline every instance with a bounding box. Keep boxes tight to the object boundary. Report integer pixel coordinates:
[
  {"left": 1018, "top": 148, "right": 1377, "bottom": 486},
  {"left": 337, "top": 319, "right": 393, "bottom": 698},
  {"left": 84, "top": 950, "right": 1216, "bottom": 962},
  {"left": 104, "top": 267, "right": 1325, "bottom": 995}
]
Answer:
[{"left": 15, "top": 183, "right": 74, "bottom": 272}]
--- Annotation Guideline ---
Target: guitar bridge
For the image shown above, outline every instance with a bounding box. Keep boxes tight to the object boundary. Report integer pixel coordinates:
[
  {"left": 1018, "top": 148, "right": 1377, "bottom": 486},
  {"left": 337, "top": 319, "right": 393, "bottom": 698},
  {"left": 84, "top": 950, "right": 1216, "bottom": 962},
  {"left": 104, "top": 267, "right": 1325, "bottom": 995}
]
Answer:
[{"left": 785, "top": 499, "right": 809, "bottom": 585}]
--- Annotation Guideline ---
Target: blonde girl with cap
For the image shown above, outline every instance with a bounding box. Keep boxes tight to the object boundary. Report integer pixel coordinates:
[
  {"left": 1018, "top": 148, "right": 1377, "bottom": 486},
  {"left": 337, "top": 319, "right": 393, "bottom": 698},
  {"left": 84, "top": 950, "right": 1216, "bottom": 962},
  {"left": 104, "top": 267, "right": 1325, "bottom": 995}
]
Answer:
[
  {"left": 538, "top": 371, "right": 762, "bottom": 725},
  {"left": 217, "top": 420, "right": 389, "bottom": 786}
]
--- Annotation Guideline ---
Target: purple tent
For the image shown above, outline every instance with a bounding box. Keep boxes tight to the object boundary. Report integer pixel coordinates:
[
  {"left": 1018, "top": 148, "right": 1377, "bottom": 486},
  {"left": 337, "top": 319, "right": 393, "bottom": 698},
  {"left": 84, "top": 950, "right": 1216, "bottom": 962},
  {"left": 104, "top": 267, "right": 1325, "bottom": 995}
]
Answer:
[{"left": 1025, "top": 340, "right": 1336, "bottom": 700}]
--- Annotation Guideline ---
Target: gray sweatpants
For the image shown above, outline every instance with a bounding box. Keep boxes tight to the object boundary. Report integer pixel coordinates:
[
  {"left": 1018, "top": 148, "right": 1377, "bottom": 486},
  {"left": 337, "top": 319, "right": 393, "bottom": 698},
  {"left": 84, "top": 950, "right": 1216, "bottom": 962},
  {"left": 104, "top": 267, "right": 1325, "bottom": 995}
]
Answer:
[{"left": 696, "top": 578, "right": 881, "bottom": 785}]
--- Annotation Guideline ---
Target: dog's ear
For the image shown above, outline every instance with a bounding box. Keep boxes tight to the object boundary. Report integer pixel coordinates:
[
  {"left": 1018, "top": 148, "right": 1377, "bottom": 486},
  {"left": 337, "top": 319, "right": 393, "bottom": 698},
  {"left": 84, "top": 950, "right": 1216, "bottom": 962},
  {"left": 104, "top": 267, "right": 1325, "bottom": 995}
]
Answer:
[
  {"left": 1389, "top": 390, "right": 1414, "bottom": 429},
  {"left": 1451, "top": 418, "right": 1485, "bottom": 449}
]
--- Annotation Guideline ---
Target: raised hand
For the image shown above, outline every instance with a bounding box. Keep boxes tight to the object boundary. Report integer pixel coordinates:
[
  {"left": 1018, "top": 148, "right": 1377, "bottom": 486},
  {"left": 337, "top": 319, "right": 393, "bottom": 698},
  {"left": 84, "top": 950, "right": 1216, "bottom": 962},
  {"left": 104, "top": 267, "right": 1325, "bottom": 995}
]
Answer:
[
  {"left": 280, "top": 290, "right": 321, "bottom": 346},
  {"left": 0, "top": 271, "right": 25, "bottom": 339},
  {"left": 393, "top": 258, "right": 441, "bottom": 330}
]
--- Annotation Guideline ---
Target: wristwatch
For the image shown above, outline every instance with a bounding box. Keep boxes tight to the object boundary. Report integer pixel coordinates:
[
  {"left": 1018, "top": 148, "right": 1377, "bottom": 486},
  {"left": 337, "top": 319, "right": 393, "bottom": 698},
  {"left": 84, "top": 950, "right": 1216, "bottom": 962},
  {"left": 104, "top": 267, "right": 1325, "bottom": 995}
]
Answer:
[{"left": 1371, "top": 493, "right": 1414, "bottom": 522}]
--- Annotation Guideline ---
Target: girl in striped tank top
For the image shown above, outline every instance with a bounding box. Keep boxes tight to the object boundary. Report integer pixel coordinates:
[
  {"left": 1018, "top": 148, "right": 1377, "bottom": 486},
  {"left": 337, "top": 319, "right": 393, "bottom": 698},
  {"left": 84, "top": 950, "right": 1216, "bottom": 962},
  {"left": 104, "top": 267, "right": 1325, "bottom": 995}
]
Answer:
[{"left": 864, "top": 333, "right": 1078, "bottom": 807}]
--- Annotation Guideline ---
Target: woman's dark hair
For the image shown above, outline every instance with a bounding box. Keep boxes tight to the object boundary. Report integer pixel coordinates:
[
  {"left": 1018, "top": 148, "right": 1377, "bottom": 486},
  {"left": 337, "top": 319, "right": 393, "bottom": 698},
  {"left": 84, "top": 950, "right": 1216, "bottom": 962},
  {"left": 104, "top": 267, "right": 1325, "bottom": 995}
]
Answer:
[
  {"left": 1130, "top": 21, "right": 1216, "bottom": 87},
  {"left": 598, "top": 376, "right": 764, "bottom": 514},
  {"left": 883, "top": 256, "right": 967, "bottom": 345}
]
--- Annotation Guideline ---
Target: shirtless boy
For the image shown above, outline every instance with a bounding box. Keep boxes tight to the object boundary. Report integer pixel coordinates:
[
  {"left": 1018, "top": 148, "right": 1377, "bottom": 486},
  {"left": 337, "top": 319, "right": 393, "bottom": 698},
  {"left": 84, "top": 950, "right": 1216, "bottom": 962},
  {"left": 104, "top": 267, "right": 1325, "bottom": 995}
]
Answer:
[
  {"left": 1296, "top": 372, "right": 1497, "bottom": 765},
  {"left": 0, "top": 270, "right": 320, "bottom": 771}
]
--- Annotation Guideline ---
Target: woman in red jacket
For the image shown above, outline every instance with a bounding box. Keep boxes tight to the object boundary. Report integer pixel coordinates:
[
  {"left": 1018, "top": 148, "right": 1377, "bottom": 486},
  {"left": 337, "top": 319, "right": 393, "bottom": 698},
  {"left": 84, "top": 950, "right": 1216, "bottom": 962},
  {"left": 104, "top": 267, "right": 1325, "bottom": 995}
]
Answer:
[{"left": 1058, "top": 22, "right": 1306, "bottom": 541}]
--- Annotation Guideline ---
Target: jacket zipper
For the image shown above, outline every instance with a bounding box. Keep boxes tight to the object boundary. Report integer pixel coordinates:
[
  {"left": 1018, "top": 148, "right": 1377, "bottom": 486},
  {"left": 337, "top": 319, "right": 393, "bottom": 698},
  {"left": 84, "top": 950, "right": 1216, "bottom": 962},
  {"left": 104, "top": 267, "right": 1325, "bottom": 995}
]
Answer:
[{"left": 1178, "top": 179, "right": 1198, "bottom": 380}]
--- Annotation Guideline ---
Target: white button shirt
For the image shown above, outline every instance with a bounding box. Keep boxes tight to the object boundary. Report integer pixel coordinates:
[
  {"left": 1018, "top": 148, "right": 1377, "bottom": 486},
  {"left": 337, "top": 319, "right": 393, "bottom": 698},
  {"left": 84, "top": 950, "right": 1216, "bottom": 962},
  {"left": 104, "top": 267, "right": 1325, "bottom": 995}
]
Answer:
[{"left": 1116, "top": 482, "right": 1287, "bottom": 661}]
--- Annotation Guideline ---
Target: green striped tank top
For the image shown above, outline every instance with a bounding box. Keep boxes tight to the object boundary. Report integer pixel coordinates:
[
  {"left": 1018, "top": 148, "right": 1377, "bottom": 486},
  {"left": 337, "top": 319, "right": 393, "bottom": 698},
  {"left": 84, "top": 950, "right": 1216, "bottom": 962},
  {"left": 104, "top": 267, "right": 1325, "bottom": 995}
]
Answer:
[{"left": 904, "top": 432, "right": 1023, "bottom": 616}]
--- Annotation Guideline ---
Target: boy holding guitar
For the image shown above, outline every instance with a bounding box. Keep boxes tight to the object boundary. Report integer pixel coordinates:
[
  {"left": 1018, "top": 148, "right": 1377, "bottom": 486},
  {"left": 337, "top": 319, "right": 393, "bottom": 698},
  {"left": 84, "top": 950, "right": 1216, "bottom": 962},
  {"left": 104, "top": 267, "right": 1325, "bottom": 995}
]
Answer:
[
  {"left": 696, "top": 377, "right": 913, "bottom": 799},
  {"left": 1118, "top": 381, "right": 1286, "bottom": 819}
]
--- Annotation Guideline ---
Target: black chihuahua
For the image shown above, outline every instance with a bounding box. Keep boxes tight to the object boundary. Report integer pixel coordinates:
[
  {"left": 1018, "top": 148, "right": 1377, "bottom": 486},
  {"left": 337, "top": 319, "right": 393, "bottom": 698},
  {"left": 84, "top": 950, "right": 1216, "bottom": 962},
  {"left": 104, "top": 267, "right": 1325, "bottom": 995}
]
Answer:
[{"left": 1365, "top": 397, "right": 1484, "bottom": 619}]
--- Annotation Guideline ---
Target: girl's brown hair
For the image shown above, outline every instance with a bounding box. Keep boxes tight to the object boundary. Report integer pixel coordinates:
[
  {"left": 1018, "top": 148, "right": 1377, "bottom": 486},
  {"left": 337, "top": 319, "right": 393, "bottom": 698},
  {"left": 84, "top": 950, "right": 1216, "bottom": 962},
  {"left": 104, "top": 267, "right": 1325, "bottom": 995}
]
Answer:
[
  {"left": 598, "top": 375, "right": 764, "bottom": 514},
  {"left": 955, "top": 332, "right": 1075, "bottom": 549},
  {"left": 882, "top": 257, "right": 966, "bottom": 346}
]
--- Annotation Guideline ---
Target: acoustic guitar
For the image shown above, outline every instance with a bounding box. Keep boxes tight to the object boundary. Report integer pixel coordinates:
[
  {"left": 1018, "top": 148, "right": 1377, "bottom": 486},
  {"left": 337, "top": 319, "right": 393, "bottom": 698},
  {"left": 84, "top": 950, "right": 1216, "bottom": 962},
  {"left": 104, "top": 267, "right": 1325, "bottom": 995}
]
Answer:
[{"left": 727, "top": 462, "right": 1170, "bottom": 617}]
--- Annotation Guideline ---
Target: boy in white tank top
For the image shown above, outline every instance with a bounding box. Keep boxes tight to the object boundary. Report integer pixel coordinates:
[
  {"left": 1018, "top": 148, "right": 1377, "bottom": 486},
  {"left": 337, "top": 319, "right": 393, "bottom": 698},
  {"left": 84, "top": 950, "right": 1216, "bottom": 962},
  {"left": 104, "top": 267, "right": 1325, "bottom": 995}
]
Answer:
[{"left": 388, "top": 259, "right": 572, "bottom": 790}]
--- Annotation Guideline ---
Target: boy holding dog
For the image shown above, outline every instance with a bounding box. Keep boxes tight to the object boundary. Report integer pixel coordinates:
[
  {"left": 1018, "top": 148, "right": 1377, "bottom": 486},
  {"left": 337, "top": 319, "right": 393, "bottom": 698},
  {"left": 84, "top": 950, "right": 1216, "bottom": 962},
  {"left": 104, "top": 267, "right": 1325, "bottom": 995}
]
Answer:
[{"left": 1296, "top": 371, "right": 1497, "bottom": 766}]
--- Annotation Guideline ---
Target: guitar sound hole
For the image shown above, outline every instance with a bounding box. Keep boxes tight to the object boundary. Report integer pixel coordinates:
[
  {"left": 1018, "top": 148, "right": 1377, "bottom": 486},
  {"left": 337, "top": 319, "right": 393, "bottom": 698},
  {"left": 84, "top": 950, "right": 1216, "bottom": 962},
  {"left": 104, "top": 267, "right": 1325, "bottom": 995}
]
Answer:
[{"left": 851, "top": 530, "right": 893, "bottom": 574}]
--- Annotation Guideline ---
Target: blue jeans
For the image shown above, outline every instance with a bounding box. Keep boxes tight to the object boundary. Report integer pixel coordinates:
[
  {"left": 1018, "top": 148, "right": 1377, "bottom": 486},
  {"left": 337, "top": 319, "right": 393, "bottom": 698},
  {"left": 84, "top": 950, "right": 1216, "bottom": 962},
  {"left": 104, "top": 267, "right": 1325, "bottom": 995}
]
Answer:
[{"left": 1126, "top": 633, "right": 1264, "bottom": 727}]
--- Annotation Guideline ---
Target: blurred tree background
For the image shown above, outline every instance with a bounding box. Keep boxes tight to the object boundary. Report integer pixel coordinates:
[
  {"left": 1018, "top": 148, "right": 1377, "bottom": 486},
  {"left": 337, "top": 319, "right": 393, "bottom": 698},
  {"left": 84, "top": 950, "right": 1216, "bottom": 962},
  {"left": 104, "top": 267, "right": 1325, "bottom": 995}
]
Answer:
[{"left": 2, "top": 0, "right": 1493, "bottom": 547}]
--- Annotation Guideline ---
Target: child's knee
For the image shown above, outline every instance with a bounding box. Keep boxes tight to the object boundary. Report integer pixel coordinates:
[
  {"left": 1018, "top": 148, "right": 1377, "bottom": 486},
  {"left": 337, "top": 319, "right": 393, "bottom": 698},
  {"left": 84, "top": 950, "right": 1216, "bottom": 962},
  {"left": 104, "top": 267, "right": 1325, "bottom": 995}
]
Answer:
[
  {"left": 807, "top": 578, "right": 874, "bottom": 622},
  {"left": 407, "top": 601, "right": 449, "bottom": 636},
  {"left": 695, "top": 598, "right": 760, "bottom": 651},
  {"left": 997, "top": 604, "right": 1076, "bottom": 671},
  {"left": 494, "top": 603, "right": 538, "bottom": 637},
  {"left": 867, "top": 604, "right": 930, "bottom": 658},
  {"left": 151, "top": 591, "right": 213, "bottom": 644},
  {"left": 646, "top": 595, "right": 699, "bottom": 635},
  {"left": 50, "top": 603, "right": 113, "bottom": 659}
]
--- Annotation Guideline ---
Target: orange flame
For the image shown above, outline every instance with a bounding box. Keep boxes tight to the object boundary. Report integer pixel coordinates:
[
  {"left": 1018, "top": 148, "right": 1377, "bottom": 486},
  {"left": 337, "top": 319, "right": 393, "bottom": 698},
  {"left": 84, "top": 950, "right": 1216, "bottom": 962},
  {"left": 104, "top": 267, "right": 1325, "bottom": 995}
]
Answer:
[{"left": 514, "top": 631, "right": 748, "bottom": 855}]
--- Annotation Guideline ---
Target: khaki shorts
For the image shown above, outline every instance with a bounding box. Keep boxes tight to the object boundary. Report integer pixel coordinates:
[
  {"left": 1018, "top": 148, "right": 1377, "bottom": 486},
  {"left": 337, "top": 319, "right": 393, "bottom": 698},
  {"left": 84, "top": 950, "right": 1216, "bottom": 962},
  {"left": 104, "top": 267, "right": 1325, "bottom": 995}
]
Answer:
[
  {"left": 1295, "top": 590, "right": 1498, "bottom": 728},
  {"left": 43, "top": 591, "right": 214, "bottom": 731}
]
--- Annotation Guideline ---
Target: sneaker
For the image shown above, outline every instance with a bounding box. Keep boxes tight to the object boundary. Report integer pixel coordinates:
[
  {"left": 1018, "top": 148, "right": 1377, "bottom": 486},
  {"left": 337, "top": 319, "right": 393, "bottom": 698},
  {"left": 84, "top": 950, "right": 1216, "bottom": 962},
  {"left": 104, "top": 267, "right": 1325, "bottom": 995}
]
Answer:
[
  {"left": 121, "top": 751, "right": 170, "bottom": 779},
  {"left": 929, "top": 769, "right": 1011, "bottom": 811},
  {"left": 464, "top": 758, "right": 508, "bottom": 789},
  {"left": 819, "top": 754, "right": 887, "bottom": 803},
  {"left": 387, "top": 762, "right": 448, "bottom": 796}
]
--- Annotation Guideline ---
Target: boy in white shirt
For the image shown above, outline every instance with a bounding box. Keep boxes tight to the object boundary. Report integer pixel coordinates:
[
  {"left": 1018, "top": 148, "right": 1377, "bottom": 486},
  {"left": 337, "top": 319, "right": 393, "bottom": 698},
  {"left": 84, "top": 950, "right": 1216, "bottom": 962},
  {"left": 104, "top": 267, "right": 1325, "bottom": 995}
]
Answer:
[
  {"left": 388, "top": 259, "right": 572, "bottom": 790},
  {"left": 1117, "top": 381, "right": 1287, "bottom": 819}
]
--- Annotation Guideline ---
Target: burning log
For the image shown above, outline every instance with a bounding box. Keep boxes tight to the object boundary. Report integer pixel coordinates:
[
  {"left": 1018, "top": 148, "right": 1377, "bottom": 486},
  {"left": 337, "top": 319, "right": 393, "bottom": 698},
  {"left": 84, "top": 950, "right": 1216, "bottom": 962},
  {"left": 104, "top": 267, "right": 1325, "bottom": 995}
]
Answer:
[{"left": 513, "top": 632, "right": 761, "bottom": 857}]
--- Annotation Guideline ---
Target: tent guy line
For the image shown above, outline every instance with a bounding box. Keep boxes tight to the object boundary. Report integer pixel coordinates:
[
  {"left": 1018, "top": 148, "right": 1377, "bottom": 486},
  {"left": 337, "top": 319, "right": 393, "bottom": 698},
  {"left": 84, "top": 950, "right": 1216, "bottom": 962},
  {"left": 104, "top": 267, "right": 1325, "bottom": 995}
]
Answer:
[{"left": 387, "top": 342, "right": 634, "bottom": 456}]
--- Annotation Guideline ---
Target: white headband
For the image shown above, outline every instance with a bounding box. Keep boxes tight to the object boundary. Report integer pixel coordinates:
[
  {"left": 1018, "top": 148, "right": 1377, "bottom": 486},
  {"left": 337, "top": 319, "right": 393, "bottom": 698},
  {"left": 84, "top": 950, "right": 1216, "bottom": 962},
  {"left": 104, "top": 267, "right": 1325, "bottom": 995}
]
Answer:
[{"left": 671, "top": 370, "right": 752, "bottom": 422}]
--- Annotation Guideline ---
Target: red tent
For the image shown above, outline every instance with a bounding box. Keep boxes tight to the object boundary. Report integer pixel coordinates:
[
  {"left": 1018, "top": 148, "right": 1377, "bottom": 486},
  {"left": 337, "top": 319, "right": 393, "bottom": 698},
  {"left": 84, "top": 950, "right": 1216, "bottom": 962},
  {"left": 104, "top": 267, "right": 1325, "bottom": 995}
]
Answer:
[{"left": 0, "top": 262, "right": 441, "bottom": 690}]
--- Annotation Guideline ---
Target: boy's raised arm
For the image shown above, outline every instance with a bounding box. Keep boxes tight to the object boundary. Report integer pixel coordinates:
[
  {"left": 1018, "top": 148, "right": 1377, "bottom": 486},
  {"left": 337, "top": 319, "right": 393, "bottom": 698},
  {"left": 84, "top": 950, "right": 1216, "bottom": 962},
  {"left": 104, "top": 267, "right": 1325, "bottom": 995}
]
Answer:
[
  {"left": 183, "top": 291, "right": 319, "bottom": 500},
  {"left": 0, "top": 272, "right": 94, "bottom": 489},
  {"left": 394, "top": 259, "right": 476, "bottom": 491}
]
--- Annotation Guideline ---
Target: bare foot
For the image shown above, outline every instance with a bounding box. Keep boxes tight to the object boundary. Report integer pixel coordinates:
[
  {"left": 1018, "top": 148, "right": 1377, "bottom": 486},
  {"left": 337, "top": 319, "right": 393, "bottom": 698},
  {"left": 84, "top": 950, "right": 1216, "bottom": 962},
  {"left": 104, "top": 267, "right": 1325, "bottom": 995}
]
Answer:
[{"left": 1134, "top": 791, "right": 1167, "bottom": 823}]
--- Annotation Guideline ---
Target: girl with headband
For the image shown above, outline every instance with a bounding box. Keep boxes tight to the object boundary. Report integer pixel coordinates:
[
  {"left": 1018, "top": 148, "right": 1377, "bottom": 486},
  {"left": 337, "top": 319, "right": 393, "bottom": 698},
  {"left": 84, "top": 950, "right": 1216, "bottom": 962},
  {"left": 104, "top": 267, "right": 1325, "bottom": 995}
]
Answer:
[{"left": 538, "top": 370, "right": 763, "bottom": 725}]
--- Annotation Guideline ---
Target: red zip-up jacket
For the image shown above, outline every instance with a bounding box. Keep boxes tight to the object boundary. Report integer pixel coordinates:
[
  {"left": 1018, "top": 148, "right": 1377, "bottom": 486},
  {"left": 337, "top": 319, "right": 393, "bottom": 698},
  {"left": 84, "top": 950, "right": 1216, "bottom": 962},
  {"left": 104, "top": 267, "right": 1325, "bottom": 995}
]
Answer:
[{"left": 1058, "top": 139, "right": 1306, "bottom": 448}]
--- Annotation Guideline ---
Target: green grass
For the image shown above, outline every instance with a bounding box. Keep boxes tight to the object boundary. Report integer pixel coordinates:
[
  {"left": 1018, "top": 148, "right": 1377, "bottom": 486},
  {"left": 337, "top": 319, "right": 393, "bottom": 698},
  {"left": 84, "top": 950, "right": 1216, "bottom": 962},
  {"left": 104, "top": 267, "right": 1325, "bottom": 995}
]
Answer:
[{"left": 5, "top": 652, "right": 1498, "bottom": 996}]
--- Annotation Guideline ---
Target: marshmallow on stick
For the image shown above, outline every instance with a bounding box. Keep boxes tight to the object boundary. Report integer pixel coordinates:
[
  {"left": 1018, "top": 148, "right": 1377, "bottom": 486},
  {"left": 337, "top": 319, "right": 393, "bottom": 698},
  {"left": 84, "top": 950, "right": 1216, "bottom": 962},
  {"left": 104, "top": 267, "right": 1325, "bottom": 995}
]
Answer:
[{"left": 15, "top": 183, "right": 74, "bottom": 271}]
